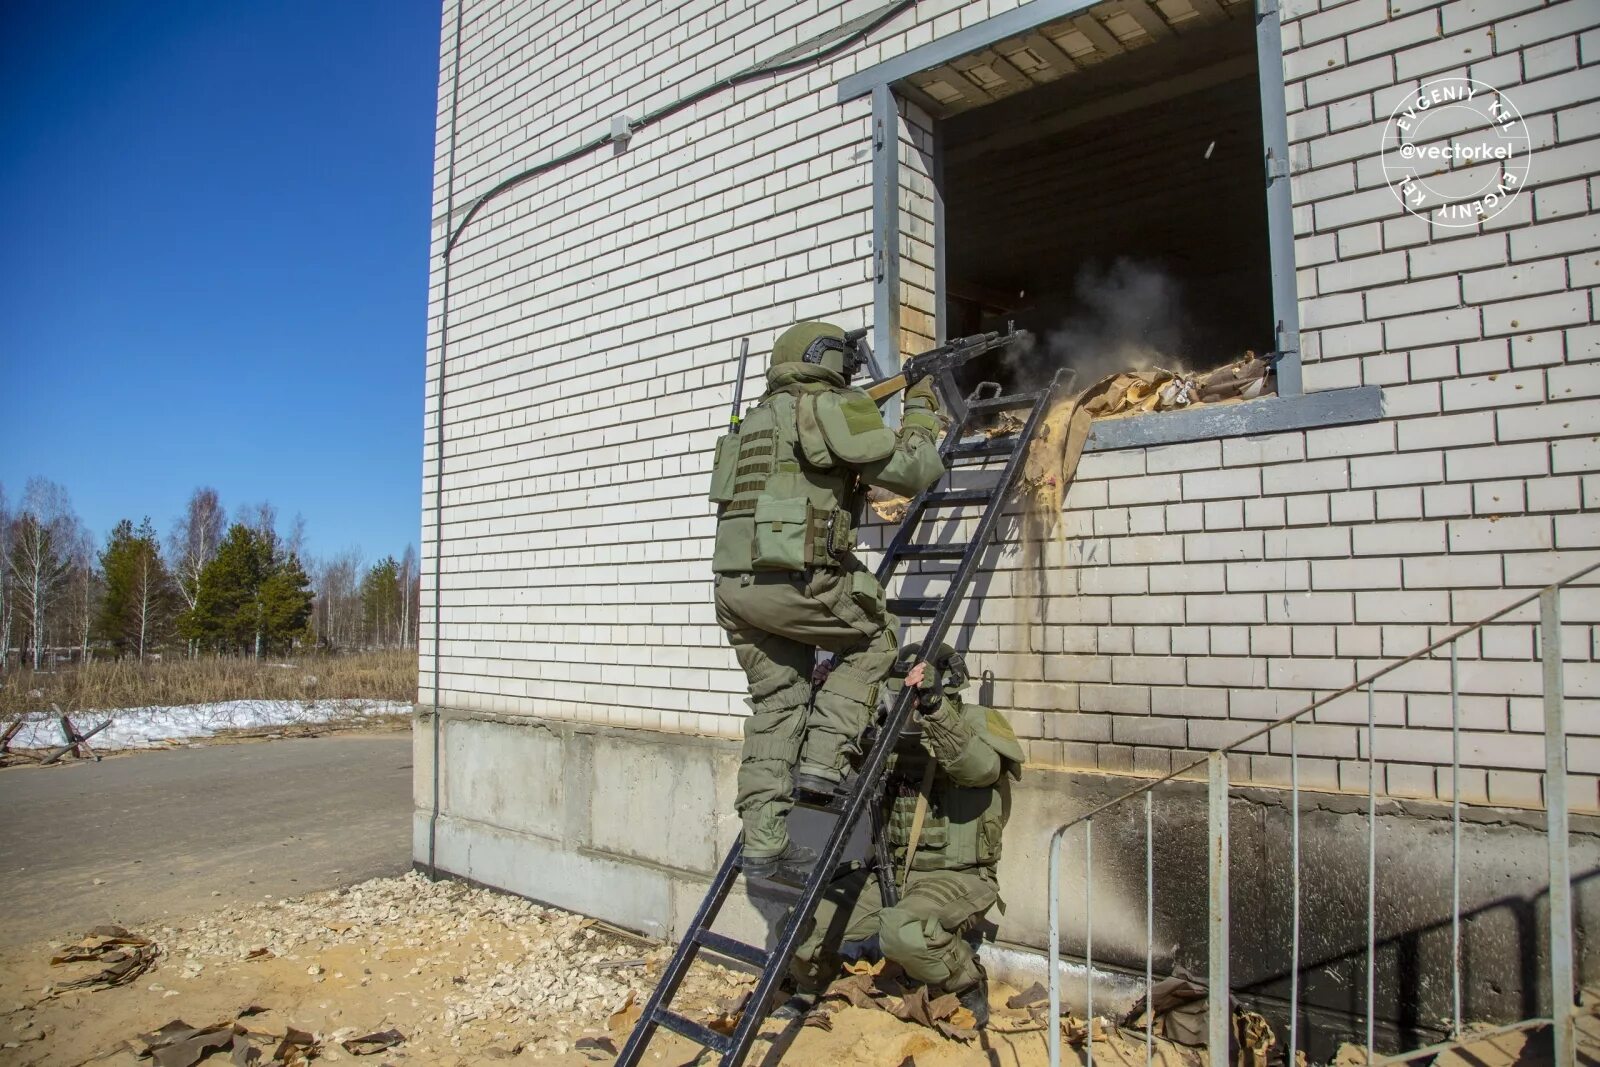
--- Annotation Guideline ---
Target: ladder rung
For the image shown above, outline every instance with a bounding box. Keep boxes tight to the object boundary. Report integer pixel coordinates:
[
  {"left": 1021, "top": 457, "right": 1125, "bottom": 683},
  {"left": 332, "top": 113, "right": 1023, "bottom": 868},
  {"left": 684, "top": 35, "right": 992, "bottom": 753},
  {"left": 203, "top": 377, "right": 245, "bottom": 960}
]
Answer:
[
  {"left": 967, "top": 390, "right": 1043, "bottom": 415},
  {"left": 886, "top": 597, "right": 941, "bottom": 617},
  {"left": 653, "top": 1008, "right": 733, "bottom": 1054},
  {"left": 896, "top": 545, "right": 965, "bottom": 560},
  {"left": 693, "top": 929, "right": 770, "bottom": 969},
  {"left": 792, "top": 790, "right": 848, "bottom": 814},
  {"left": 949, "top": 436, "right": 1015, "bottom": 460},
  {"left": 922, "top": 488, "right": 992, "bottom": 508}
]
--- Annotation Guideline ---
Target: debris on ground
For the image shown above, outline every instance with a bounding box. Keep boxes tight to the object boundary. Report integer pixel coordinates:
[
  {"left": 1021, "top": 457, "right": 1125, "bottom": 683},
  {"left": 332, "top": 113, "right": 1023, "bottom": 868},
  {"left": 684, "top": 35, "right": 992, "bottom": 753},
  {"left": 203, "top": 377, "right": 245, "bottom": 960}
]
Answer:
[
  {"left": 47, "top": 925, "right": 158, "bottom": 993},
  {"left": 22, "top": 870, "right": 1566, "bottom": 1066},
  {"left": 135, "top": 1009, "right": 321, "bottom": 1067},
  {"left": 156, "top": 872, "right": 749, "bottom": 1044},
  {"left": 340, "top": 1026, "right": 405, "bottom": 1055},
  {"left": 1121, "top": 974, "right": 1209, "bottom": 1046}
]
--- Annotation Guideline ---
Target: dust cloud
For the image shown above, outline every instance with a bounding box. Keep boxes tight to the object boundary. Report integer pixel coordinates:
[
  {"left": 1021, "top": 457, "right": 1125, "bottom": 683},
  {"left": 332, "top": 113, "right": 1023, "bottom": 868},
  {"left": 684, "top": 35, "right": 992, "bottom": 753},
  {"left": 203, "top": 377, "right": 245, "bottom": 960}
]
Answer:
[{"left": 1008, "top": 259, "right": 1193, "bottom": 385}]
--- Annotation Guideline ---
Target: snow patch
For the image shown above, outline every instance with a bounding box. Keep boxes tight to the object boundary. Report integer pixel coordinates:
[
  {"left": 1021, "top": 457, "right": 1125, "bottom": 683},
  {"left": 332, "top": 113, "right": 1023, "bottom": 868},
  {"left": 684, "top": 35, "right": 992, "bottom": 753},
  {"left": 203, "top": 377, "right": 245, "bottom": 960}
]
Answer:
[{"left": 6, "top": 699, "right": 409, "bottom": 751}]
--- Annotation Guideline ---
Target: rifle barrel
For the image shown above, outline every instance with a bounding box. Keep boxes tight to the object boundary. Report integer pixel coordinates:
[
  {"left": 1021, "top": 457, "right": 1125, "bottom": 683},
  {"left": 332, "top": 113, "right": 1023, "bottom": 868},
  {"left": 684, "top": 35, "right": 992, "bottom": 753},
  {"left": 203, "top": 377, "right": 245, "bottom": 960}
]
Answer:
[{"left": 860, "top": 328, "right": 1028, "bottom": 404}]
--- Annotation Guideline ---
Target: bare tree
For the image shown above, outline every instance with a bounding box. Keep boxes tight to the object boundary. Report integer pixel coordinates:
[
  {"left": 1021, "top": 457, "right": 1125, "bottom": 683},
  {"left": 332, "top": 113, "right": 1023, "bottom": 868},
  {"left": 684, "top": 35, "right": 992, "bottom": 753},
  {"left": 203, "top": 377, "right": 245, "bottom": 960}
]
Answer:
[
  {"left": 0, "top": 483, "right": 12, "bottom": 672},
  {"left": 8, "top": 479, "right": 81, "bottom": 670},
  {"left": 131, "top": 539, "right": 161, "bottom": 660},
  {"left": 168, "top": 488, "right": 224, "bottom": 657},
  {"left": 313, "top": 549, "right": 362, "bottom": 650},
  {"left": 67, "top": 529, "right": 98, "bottom": 664},
  {"left": 283, "top": 512, "right": 308, "bottom": 561},
  {"left": 398, "top": 544, "right": 418, "bottom": 649},
  {"left": 238, "top": 501, "right": 278, "bottom": 547}
]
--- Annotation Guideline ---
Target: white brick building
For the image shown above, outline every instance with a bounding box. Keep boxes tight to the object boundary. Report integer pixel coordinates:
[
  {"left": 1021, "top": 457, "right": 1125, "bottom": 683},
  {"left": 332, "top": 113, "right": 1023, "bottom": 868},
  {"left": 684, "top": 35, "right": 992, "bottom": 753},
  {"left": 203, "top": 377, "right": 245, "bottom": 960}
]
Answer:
[{"left": 417, "top": 0, "right": 1599, "bottom": 1048}]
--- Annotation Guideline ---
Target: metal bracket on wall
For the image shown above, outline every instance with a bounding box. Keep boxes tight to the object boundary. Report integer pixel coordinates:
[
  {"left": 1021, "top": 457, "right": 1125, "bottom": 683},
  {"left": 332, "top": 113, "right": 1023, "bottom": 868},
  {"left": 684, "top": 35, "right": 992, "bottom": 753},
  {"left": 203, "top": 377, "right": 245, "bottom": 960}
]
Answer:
[{"left": 1266, "top": 148, "right": 1290, "bottom": 182}]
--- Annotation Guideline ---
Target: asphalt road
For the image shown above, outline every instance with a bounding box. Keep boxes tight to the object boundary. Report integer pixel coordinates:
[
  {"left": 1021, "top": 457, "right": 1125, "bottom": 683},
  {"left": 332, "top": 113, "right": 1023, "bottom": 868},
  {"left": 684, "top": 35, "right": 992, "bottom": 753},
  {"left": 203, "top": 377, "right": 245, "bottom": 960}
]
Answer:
[{"left": 0, "top": 731, "right": 414, "bottom": 947}]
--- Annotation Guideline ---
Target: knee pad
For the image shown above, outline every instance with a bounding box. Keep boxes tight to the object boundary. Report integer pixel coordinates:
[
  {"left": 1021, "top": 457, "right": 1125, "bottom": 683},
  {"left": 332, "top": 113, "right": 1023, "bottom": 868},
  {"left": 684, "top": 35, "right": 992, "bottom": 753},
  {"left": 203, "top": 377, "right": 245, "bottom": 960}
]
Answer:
[
  {"left": 816, "top": 665, "right": 878, "bottom": 711},
  {"left": 879, "top": 908, "right": 966, "bottom": 988},
  {"left": 751, "top": 674, "right": 812, "bottom": 713}
]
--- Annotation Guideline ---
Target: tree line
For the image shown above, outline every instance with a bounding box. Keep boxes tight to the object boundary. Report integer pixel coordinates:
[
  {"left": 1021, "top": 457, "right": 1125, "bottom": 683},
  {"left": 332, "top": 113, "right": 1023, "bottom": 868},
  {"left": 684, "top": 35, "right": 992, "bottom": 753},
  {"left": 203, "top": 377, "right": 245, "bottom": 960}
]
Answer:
[{"left": 0, "top": 478, "right": 420, "bottom": 669}]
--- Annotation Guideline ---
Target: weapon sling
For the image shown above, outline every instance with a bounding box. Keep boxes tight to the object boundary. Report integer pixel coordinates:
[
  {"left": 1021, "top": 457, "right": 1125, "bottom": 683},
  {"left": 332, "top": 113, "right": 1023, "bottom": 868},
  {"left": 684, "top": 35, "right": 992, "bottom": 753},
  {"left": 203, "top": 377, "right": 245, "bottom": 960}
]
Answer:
[{"left": 899, "top": 755, "right": 938, "bottom": 886}]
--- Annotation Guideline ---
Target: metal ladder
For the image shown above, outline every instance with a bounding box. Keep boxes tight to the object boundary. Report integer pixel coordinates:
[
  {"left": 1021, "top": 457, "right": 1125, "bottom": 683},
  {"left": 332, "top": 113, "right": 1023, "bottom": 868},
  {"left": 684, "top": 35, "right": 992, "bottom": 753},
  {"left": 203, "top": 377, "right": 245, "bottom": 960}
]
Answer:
[{"left": 616, "top": 370, "right": 1069, "bottom": 1067}]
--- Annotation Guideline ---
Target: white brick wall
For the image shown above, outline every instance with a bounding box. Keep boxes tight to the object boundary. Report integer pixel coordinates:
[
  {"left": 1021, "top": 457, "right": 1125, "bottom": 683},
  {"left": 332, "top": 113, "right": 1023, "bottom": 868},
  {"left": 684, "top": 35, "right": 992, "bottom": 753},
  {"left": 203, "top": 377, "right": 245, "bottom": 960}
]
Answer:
[{"left": 423, "top": 0, "right": 1600, "bottom": 813}]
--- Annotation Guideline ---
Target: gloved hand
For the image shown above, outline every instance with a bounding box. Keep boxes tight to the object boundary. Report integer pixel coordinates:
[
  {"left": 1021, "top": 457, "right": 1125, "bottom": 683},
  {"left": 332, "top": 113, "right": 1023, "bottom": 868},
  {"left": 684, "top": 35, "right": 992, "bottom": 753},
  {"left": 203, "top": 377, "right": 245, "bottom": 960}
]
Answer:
[
  {"left": 903, "top": 376, "right": 939, "bottom": 438},
  {"left": 904, "top": 375, "right": 938, "bottom": 415},
  {"left": 903, "top": 660, "right": 942, "bottom": 714}
]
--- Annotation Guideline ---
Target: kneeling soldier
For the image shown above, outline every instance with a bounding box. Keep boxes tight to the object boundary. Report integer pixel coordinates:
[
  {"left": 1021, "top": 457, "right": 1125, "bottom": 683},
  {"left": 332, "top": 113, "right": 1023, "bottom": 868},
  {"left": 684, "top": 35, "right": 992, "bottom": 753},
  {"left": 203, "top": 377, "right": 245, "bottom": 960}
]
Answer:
[{"left": 784, "top": 645, "right": 1024, "bottom": 1028}]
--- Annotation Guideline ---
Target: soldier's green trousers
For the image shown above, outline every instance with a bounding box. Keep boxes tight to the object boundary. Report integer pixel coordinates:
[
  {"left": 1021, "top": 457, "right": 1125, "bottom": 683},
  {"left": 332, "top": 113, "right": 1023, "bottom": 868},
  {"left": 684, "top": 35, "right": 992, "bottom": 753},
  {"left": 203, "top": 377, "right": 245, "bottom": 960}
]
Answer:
[
  {"left": 714, "top": 562, "right": 898, "bottom": 860},
  {"left": 790, "top": 867, "right": 999, "bottom": 994}
]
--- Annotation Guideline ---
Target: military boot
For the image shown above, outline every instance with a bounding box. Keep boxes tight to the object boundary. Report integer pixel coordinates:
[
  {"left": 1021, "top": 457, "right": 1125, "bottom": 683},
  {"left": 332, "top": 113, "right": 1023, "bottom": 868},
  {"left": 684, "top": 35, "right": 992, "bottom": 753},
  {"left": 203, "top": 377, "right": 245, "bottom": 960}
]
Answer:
[
  {"left": 956, "top": 961, "right": 990, "bottom": 1029},
  {"left": 770, "top": 991, "right": 817, "bottom": 1024},
  {"left": 742, "top": 841, "right": 818, "bottom": 887}
]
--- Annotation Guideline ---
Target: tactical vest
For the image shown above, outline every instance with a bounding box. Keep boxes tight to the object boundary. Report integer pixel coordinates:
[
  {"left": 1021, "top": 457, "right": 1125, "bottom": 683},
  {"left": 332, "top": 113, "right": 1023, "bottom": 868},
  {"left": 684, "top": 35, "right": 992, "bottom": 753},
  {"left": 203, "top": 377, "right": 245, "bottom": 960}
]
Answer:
[
  {"left": 883, "top": 703, "right": 1010, "bottom": 877},
  {"left": 709, "top": 385, "right": 859, "bottom": 575}
]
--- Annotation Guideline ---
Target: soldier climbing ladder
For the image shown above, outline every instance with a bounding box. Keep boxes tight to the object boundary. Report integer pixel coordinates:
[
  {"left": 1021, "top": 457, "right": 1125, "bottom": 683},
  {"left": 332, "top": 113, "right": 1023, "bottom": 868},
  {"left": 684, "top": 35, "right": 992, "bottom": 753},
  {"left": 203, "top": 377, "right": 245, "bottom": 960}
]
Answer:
[{"left": 616, "top": 365, "right": 1070, "bottom": 1067}]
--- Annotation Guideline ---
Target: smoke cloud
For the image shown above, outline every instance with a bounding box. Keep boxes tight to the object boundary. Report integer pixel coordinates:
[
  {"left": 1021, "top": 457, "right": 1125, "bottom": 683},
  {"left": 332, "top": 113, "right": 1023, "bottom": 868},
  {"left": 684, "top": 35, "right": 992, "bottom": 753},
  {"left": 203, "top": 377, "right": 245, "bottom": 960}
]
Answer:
[{"left": 1012, "top": 259, "right": 1193, "bottom": 385}]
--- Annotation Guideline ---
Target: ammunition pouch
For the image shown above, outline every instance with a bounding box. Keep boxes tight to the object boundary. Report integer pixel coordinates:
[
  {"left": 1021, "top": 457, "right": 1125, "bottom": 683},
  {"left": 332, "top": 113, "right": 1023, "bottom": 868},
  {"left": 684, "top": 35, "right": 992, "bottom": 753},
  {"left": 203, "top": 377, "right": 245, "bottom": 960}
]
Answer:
[
  {"left": 708, "top": 431, "right": 741, "bottom": 503},
  {"left": 846, "top": 566, "right": 884, "bottom": 617},
  {"left": 752, "top": 497, "right": 852, "bottom": 572}
]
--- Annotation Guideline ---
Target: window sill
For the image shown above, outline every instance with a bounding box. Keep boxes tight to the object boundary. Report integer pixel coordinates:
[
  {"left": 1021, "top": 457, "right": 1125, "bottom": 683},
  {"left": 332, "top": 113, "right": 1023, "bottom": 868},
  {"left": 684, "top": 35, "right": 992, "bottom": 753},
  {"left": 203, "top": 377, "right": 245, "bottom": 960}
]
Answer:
[{"left": 1082, "top": 386, "right": 1382, "bottom": 453}]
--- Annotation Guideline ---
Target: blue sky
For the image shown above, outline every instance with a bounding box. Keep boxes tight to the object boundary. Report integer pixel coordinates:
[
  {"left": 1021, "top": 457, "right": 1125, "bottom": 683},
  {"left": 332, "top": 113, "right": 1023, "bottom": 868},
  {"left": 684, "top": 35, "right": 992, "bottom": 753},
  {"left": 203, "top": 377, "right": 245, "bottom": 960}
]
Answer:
[{"left": 1, "top": 0, "right": 440, "bottom": 564}]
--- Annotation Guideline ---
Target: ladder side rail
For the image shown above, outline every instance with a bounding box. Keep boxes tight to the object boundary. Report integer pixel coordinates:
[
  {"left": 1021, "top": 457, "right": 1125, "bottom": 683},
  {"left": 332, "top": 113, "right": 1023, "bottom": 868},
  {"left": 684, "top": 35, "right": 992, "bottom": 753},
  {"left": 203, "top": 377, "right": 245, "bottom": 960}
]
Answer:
[
  {"left": 722, "top": 682, "right": 925, "bottom": 1064},
  {"left": 615, "top": 842, "right": 747, "bottom": 1066}
]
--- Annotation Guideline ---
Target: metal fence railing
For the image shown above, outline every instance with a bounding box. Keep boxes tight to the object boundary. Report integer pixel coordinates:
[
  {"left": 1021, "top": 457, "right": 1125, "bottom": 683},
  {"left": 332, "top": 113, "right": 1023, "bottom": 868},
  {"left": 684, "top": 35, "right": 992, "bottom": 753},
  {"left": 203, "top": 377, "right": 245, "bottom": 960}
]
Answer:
[{"left": 1045, "top": 560, "right": 1598, "bottom": 1067}]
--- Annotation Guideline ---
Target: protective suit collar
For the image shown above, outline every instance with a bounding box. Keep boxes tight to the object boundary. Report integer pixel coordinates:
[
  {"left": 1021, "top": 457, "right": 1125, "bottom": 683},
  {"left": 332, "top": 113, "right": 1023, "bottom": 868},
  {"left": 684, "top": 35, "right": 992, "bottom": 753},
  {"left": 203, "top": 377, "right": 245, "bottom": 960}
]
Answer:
[{"left": 768, "top": 362, "right": 846, "bottom": 391}]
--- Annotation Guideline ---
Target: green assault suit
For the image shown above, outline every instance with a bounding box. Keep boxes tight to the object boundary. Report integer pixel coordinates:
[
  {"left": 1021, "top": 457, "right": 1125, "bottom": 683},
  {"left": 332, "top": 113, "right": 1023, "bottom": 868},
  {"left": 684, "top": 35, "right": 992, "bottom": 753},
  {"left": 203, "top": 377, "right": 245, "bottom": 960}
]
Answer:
[
  {"left": 709, "top": 321, "right": 945, "bottom": 864},
  {"left": 790, "top": 672, "right": 1024, "bottom": 996}
]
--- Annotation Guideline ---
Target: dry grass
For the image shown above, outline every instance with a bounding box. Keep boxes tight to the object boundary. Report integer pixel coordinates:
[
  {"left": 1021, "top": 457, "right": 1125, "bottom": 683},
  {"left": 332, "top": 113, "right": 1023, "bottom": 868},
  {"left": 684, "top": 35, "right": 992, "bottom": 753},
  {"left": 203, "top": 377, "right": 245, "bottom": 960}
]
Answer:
[{"left": 0, "top": 649, "right": 417, "bottom": 716}]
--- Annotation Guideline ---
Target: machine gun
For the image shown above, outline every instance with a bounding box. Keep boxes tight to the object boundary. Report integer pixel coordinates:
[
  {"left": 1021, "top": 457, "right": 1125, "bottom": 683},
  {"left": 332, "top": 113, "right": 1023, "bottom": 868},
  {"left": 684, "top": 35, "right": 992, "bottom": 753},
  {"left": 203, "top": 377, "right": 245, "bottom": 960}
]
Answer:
[{"left": 860, "top": 326, "right": 1032, "bottom": 403}]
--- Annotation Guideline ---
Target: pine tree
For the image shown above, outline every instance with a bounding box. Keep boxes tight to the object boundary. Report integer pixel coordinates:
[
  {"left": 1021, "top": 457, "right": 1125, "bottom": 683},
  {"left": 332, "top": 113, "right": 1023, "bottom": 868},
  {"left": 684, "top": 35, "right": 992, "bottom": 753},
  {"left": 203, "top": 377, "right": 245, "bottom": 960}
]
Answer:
[
  {"left": 187, "top": 524, "right": 272, "bottom": 654},
  {"left": 259, "top": 553, "right": 314, "bottom": 654},
  {"left": 360, "top": 556, "right": 402, "bottom": 648},
  {"left": 99, "top": 518, "right": 175, "bottom": 659},
  {"left": 186, "top": 524, "right": 314, "bottom": 656}
]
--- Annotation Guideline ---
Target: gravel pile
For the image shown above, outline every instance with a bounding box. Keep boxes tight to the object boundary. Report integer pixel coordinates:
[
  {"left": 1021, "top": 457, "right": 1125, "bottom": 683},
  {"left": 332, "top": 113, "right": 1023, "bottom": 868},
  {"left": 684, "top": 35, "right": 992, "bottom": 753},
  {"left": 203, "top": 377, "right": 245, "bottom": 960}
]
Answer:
[{"left": 159, "top": 872, "right": 749, "bottom": 1056}]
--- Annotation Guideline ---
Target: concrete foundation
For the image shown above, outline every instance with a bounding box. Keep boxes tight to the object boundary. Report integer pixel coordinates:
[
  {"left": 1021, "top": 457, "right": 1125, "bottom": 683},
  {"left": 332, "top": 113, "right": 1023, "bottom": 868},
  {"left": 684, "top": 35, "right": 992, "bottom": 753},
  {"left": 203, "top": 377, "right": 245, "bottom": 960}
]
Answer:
[{"left": 415, "top": 707, "right": 1598, "bottom": 1058}]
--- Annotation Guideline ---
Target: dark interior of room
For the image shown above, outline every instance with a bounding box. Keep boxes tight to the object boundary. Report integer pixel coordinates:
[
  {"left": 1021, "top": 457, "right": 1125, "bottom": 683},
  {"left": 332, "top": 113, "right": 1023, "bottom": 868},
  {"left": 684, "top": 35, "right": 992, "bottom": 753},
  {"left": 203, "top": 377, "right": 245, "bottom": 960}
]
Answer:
[{"left": 936, "top": 18, "right": 1276, "bottom": 395}]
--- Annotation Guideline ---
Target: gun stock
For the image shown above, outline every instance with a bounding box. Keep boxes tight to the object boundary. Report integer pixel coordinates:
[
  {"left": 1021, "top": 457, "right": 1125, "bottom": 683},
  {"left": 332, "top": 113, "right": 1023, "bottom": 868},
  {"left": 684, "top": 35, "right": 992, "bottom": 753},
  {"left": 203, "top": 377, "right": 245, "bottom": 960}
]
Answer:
[{"left": 864, "top": 373, "right": 910, "bottom": 402}]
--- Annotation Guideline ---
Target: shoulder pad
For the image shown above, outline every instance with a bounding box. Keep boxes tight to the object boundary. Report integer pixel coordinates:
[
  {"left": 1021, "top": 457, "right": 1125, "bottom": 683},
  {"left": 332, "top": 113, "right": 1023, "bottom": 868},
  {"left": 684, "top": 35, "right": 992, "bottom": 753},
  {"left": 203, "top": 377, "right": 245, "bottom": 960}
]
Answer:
[
  {"left": 816, "top": 389, "right": 895, "bottom": 464},
  {"left": 967, "top": 703, "right": 1026, "bottom": 771},
  {"left": 794, "top": 392, "right": 834, "bottom": 468}
]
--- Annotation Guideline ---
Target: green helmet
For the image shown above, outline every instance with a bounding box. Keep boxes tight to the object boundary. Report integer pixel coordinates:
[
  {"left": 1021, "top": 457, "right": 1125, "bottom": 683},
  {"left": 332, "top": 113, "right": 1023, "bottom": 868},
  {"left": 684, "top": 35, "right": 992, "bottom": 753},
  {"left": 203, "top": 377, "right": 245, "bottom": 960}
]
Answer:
[{"left": 772, "top": 320, "right": 861, "bottom": 378}]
